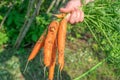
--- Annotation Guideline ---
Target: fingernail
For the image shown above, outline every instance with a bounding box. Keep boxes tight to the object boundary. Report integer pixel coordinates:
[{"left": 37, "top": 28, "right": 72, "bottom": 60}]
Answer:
[{"left": 66, "top": 13, "right": 71, "bottom": 21}]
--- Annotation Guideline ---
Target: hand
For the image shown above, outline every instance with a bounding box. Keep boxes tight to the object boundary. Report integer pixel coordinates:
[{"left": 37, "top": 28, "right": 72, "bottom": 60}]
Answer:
[{"left": 60, "top": 0, "right": 84, "bottom": 24}]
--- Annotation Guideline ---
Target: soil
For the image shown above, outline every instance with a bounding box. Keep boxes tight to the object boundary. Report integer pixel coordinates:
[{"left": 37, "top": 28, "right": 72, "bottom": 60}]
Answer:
[{"left": 0, "top": 39, "right": 118, "bottom": 80}]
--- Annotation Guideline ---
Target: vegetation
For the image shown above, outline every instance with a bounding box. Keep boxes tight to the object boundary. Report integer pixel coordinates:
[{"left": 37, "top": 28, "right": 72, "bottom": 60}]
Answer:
[{"left": 0, "top": 0, "right": 120, "bottom": 80}]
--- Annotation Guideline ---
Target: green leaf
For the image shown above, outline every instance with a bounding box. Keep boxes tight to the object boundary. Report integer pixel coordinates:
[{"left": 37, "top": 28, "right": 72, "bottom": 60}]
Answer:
[
  {"left": 7, "top": 15, "right": 13, "bottom": 26},
  {"left": 0, "top": 15, "right": 3, "bottom": 20},
  {"left": 76, "top": 33, "right": 81, "bottom": 38},
  {"left": 32, "top": 34, "right": 37, "bottom": 42},
  {"left": 0, "top": 32, "right": 8, "bottom": 45}
]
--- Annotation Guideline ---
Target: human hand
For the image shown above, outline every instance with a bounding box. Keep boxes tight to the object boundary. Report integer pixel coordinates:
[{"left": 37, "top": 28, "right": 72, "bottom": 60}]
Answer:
[{"left": 60, "top": 0, "right": 84, "bottom": 24}]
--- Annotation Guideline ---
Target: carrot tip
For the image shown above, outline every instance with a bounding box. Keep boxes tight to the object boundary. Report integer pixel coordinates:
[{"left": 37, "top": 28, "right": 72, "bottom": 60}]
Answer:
[
  {"left": 44, "top": 66, "right": 47, "bottom": 79},
  {"left": 23, "top": 61, "right": 29, "bottom": 73}
]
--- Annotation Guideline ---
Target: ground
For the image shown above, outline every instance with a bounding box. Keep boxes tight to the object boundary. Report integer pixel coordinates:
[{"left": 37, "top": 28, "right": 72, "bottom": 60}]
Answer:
[{"left": 0, "top": 39, "right": 118, "bottom": 80}]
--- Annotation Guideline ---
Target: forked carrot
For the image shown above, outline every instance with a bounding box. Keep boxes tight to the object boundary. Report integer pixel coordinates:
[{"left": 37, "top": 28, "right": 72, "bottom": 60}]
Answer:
[
  {"left": 57, "top": 18, "right": 67, "bottom": 71},
  {"left": 44, "top": 21, "right": 59, "bottom": 67},
  {"left": 48, "top": 41, "right": 57, "bottom": 80}
]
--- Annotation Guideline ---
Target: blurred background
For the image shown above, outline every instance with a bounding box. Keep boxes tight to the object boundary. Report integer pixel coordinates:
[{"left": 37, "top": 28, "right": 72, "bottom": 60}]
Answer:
[{"left": 0, "top": 0, "right": 120, "bottom": 80}]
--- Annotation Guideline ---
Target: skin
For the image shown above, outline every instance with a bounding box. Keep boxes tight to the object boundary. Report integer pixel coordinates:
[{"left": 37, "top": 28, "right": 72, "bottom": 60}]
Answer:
[{"left": 60, "top": 0, "right": 94, "bottom": 24}]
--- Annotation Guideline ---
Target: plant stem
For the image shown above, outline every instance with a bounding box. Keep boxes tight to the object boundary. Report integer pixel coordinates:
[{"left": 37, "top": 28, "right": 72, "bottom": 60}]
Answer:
[{"left": 74, "top": 59, "right": 106, "bottom": 80}]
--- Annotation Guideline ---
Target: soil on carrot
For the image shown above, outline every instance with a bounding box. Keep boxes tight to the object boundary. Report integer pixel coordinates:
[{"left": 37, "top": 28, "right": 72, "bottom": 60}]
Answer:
[{"left": 0, "top": 39, "right": 118, "bottom": 80}]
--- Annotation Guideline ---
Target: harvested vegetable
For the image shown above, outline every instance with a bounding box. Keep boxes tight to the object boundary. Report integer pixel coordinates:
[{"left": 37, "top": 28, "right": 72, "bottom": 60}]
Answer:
[
  {"left": 48, "top": 41, "right": 57, "bottom": 80},
  {"left": 25, "top": 13, "right": 68, "bottom": 79},
  {"left": 23, "top": 31, "right": 46, "bottom": 73},
  {"left": 28, "top": 31, "right": 46, "bottom": 61},
  {"left": 44, "top": 21, "right": 59, "bottom": 67},
  {"left": 57, "top": 18, "right": 67, "bottom": 71}
]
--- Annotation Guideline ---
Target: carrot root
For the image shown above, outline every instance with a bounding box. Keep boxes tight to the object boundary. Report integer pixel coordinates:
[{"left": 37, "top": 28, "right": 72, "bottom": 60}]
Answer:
[
  {"left": 23, "top": 61, "right": 29, "bottom": 73},
  {"left": 48, "top": 41, "right": 57, "bottom": 80},
  {"left": 57, "top": 18, "right": 67, "bottom": 71},
  {"left": 44, "top": 21, "right": 59, "bottom": 67},
  {"left": 28, "top": 30, "right": 46, "bottom": 61}
]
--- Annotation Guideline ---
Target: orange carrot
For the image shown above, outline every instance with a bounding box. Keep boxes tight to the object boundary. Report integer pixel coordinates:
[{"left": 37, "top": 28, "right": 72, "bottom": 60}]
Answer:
[
  {"left": 53, "top": 13, "right": 66, "bottom": 18},
  {"left": 44, "top": 21, "right": 59, "bottom": 67},
  {"left": 57, "top": 18, "right": 67, "bottom": 71},
  {"left": 48, "top": 41, "right": 57, "bottom": 80},
  {"left": 28, "top": 30, "right": 46, "bottom": 61}
]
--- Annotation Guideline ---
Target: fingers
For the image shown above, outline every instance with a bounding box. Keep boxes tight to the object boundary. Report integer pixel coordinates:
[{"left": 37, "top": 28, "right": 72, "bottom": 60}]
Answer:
[
  {"left": 79, "top": 10, "right": 84, "bottom": 22},
  {"left": 75, "top": 10, "right": 84, "bottom": 23},
  {"left": 60, "top": 7, "right": 72, "bottom": 13},
  {"left": 60, "top": 0, "right": 80, "bottom": 13},
  {"left": 59, "top": 0, "right": 84, "bottom": 24},
  {"left": 66, "top": 13, "right": 71, "bottom": 21},
  {"left": 69, "top": 11, "right": 77, "bottom": 24},
  {"left": 76, "top": 10, "right": 81, "bottom": 23},
  {"left": 68, "top": 10, "right": 84, "bottom": 24}
]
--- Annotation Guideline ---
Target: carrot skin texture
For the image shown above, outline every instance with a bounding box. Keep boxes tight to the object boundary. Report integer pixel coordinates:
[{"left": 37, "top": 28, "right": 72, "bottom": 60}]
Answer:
[
  {"left": 58, "top": 18, "right": 67, "bottom": 71},
  {"left": 44, "top": 21, "right": 59, "bottom": 67},
  {"left": 48, "top": 41, "right": 57, "bottom": 80},
  {"left": 28, "top": 32, "right": 46, "bottom": 61}
]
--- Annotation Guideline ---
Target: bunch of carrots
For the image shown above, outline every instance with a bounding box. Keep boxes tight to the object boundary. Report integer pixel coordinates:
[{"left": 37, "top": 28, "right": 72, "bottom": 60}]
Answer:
[{"left": 25, "top": 13, "right": 67, "bottom": 80}]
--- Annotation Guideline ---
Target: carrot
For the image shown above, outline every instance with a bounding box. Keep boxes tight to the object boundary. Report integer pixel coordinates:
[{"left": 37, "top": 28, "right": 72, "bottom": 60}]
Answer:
[
  {"left": 57, "top": 18, "right": 67, "bottom": 71},
  {"left": 28, "top": 30, "right": 46, "bottom": 61},
  {"left": 44, "top": 21, "right": 59, "bottom": 67},
  {"left": 48, "top": 41, "right": 57, "bottom": 80},
  {"left": 53, "top": 13, "right": 66, "bottom": 18},
  {"left": 23, "top": 30, "right": 47, "bottom": 73}
]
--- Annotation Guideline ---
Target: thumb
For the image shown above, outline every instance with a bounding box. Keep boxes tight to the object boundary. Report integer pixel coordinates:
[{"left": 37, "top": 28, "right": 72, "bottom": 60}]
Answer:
[
  {"left": 60, "top": 7, "right": 72, "bottom": 13},
  {"left": 66, "top": 13, "right": 71, "bottom": 21}
]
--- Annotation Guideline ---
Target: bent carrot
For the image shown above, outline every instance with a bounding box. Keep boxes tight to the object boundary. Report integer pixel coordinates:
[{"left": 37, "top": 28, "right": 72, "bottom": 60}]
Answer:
[
  {"left": 57, "top": 18, "right": 67, "bottom": 71},
  {"left": 28, "top": 30, "right": 46, "bottom": 61},
  {"left": 48, "top": 41, "right": 57, "bottom": 80},
  {"left": 44, "top": 21, "right": 59, "bottom": 67},
  {"left": 23, "top": 30, "right": 47, "bottom": 73}
]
